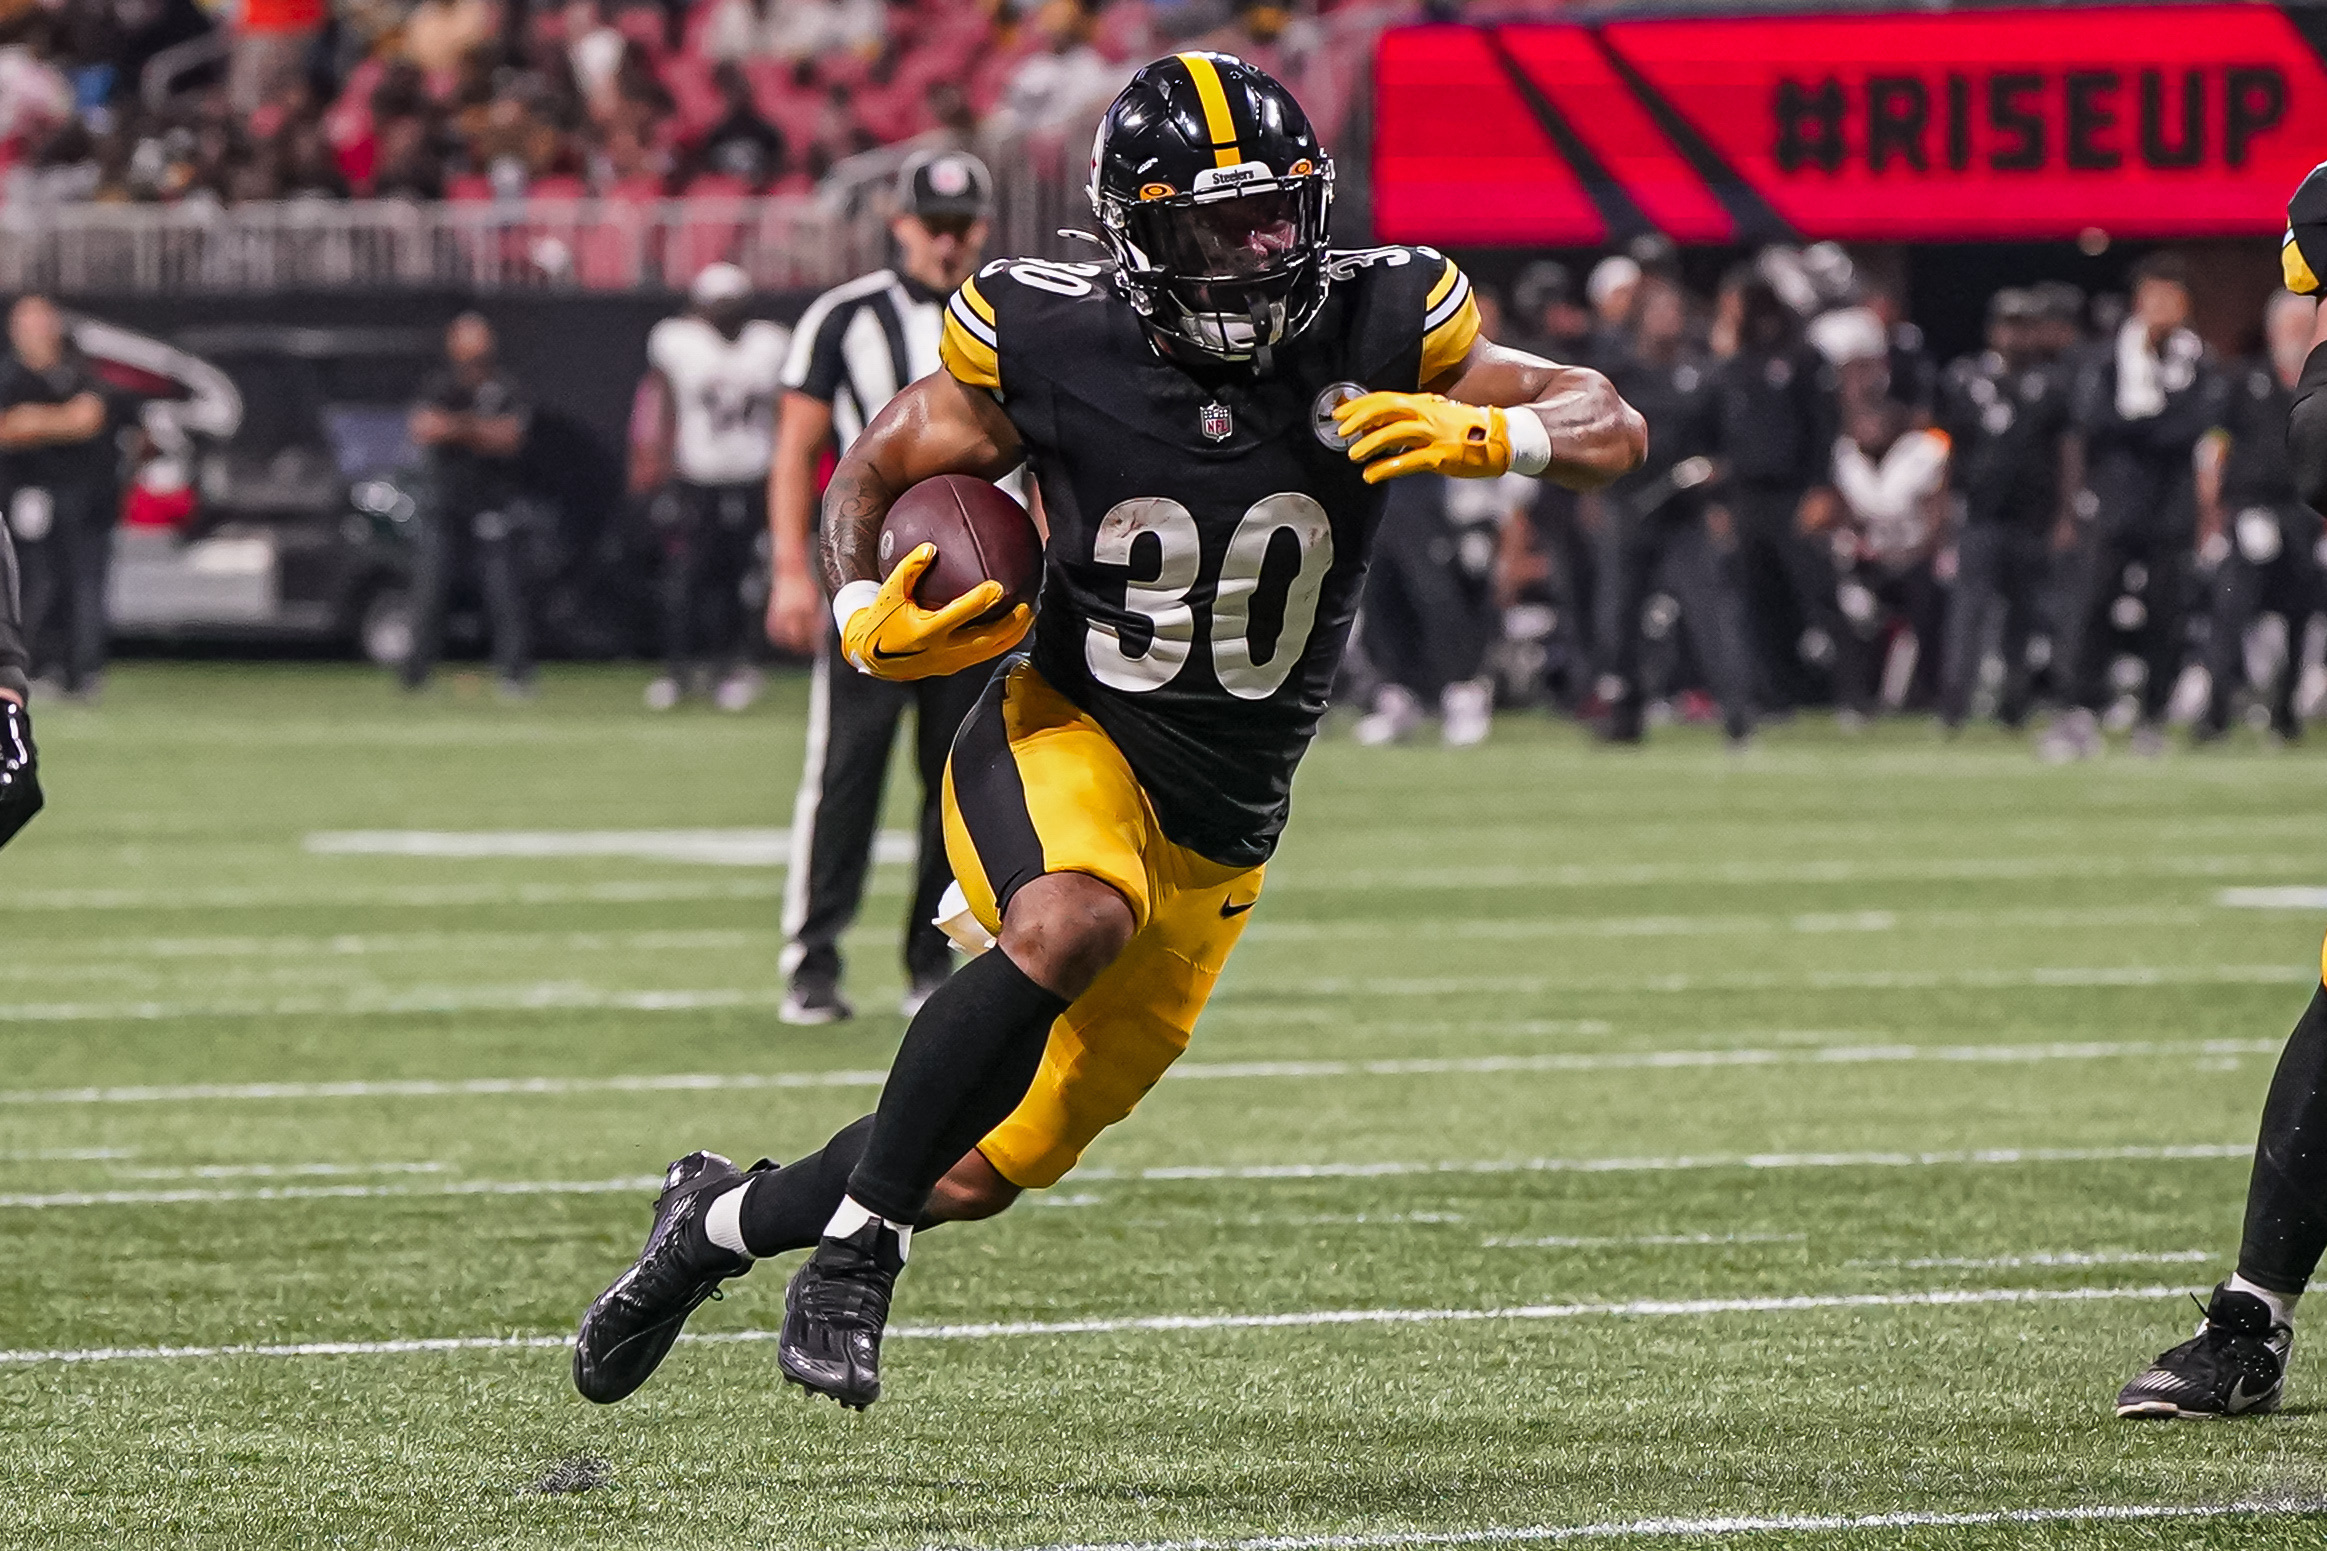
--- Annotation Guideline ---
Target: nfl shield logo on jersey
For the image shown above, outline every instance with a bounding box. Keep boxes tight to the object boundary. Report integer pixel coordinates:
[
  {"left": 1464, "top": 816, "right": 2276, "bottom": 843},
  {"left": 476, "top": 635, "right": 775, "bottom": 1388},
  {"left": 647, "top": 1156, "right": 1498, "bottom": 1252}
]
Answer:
[{"left": 1199, "top": 401, "right": 1234, "bottom": 442}]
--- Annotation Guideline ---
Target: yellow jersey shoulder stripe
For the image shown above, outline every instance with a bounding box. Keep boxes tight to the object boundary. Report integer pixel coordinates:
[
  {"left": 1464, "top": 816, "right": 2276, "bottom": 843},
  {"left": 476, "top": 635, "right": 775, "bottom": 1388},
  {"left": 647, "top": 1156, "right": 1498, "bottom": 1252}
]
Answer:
[
  {"left": 1178, "top": 52, "right": 1242, "bottom": 169},
  {"left": 941, "top": 307, "right": 1001, "bottom": 391},
  {"left": 958, "top": 274, "right": 997, "bottom": 328},
  {"left": 1423, "top": 259, "right": 1472, "bottom": 334},
  {"left": 1419, "top": 292, "right": 1482, "bottom": 387},
  {"left": 1425, "top": 254, "right": 1462, "bottom": 312}
]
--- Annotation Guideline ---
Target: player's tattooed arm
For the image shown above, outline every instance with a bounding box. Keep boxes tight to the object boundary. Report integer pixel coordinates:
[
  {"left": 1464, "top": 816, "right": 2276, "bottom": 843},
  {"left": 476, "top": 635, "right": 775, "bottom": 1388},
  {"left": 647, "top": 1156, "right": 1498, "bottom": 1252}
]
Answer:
[
  {"left": 818, "top": 369, "right": 1025, "bottom": 591},
  {"left": 1431, "top": 340, "right": 1647, "bottom": 492}
]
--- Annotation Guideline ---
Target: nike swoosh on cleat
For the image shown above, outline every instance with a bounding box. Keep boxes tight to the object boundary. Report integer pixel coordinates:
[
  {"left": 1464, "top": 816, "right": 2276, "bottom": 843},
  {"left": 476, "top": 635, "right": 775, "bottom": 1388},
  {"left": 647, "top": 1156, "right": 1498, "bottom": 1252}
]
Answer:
[
  {"left": 870, "top": 645, "right": 923, "bottom": 662},
  {"left": 2226, "top": 1376, "right": 2272, "bottom": 1413},
  {"left": 1220, "top": 899, "right": 1256, "bottom": 918}
]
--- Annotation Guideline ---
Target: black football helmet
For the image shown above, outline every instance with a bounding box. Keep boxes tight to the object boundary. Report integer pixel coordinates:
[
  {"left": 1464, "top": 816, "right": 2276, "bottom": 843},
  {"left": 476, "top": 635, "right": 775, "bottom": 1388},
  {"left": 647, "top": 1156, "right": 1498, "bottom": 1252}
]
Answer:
[{"left": 1086, "top": 52, "right": 1334, "bottom": 367}]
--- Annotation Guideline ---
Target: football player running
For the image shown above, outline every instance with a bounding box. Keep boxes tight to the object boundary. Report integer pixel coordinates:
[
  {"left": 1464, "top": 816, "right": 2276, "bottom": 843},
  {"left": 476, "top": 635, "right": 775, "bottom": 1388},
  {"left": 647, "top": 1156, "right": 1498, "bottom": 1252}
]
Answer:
[
  {"left": 2115, "top": 165, "right": 2327, "bottom": 1420},
  {"left": 573, "top": 52, "right": 1644, "bottom": 1410}
]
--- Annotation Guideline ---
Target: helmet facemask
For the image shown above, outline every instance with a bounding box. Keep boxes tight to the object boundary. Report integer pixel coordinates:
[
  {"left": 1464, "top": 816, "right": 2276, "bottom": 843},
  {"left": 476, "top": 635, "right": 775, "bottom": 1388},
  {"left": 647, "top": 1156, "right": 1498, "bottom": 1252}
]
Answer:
[{"left": 1092, "top": 161, "right": 1334, "bottom": 370}]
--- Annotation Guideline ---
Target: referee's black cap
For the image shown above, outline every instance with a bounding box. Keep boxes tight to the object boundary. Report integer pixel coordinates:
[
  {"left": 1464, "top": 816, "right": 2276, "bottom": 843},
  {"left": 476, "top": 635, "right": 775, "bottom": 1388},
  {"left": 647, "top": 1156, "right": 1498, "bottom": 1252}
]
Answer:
[{"left": 898, "top": 149, "right": 993, "bottom": 221}]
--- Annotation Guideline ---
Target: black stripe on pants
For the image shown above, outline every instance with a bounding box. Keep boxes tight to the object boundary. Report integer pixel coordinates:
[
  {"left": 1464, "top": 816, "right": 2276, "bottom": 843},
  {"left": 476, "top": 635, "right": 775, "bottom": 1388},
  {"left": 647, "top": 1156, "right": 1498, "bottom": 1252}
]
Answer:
[{"left": 781, "top": 628, "right": 988, "bottom": 992}]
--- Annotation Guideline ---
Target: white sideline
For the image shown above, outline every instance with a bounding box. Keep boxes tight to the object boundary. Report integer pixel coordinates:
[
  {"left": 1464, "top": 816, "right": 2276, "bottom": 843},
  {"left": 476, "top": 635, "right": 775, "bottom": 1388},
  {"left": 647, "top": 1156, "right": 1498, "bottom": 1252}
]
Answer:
[
  {"left": 1016, "top": 1498, "right": 2327, "bottom": 1551},
  {"left": 0, "top": 1037, "right": 2281, "bottom": 1105},
  {"left": 0, "top": 1146, "right": 2253, "bottom": 1209},
  {"left": 0, "top": 1283, "right": 2206, "bottom": 1366}
]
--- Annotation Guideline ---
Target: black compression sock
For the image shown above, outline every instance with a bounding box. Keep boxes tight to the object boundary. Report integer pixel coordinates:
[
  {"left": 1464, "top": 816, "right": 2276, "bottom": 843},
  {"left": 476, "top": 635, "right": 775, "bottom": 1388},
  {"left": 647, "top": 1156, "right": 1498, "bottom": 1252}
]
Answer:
[
  {"left": 2237, "top": 980, "right": 2327, "bottom": 1296},
  {"left": 735, "top": 1114, "right": 877, "bottom": 1256},
  {"left": 844, "top": 948, "right": 1069, "bottom": 1224}
]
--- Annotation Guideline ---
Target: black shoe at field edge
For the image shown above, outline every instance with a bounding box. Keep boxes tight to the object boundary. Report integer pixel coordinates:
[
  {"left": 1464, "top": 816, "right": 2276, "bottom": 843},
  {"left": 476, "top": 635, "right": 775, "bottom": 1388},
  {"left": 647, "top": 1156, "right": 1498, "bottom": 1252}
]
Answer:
[
  {"left": 780, "top": 979, "right": 855, "bottom": 1026},
  {"left": 778, "top": 1219, "right": 906, "bottom": 1410},
  {"left": 572, "top": 1150, "right": 769, "bottom": 1404},
  {"left": 2115, "top": 1283, "right": 2291, "bottom": 1419}
]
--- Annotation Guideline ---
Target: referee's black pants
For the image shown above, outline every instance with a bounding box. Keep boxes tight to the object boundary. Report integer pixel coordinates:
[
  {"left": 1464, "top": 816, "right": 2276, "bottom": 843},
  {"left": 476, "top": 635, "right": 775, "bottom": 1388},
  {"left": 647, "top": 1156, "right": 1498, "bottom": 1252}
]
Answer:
[{"left": 782, "top": 626, "right": 987, "bottom": 995}]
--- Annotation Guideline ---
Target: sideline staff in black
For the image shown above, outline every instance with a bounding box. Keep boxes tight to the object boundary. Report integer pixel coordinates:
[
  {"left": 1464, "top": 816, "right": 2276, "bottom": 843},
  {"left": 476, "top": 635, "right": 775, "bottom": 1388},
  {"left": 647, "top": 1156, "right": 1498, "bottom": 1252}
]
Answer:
[
  {"left": 0, "top": 515, "right": 39, "bottom": 849},
  {"left": 763, "top": 150, "right": 999, "bottom": 1025},
  {"left": 403, "top": 313, "right": 534, "bottom": 696},
  {"left": 0, "top": 295, "right": 116, "bottom": 702},
  {"left": 1935, "top": 289, "right": 2073, "bottom": 731}
]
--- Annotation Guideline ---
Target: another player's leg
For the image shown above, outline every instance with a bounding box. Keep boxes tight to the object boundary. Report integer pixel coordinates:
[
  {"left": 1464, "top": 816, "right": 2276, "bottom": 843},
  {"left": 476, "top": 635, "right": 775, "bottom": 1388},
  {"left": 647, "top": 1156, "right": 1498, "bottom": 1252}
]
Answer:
[{"left": 2118, "top": 967, "right": 2327, "bottom": 1418}]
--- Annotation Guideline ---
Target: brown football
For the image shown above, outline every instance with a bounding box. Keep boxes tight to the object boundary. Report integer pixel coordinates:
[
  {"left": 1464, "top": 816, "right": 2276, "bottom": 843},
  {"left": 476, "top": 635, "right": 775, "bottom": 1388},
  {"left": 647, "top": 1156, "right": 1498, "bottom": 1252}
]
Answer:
[{"left": 879, "top": 474, "right": 1042, "bottom": 623}]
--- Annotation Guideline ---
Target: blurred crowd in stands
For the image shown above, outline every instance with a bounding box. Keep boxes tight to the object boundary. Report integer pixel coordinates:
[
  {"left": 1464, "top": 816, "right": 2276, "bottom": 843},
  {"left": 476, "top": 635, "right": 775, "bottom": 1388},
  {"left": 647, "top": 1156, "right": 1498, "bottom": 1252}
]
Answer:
[
  {"left": 0, "top": 0, "right": 1324, "bottom": 207},
  {"left": 1355, "top": 240, "right": 2325, "bottom": 757}
]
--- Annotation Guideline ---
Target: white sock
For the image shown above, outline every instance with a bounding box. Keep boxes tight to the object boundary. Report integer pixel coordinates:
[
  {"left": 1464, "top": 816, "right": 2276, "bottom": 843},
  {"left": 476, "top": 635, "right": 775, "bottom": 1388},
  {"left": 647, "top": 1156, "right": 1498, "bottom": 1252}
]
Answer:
[
  {"left": 704, "top": 1182, "right": 752, "bottom": 1257},
  {"left": 825, "top": 1194, "right": 912, "bottom": 1261},
  {"left": 2228, "top": 1273, "right": 2300, "bottom": 1329}
]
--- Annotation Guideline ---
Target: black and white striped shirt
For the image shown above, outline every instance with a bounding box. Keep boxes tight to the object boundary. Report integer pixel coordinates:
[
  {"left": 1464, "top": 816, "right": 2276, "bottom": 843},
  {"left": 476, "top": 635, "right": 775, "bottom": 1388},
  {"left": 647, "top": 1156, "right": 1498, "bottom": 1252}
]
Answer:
[{"left": 781, "top": 268, "right": 948, "bottom": 452}]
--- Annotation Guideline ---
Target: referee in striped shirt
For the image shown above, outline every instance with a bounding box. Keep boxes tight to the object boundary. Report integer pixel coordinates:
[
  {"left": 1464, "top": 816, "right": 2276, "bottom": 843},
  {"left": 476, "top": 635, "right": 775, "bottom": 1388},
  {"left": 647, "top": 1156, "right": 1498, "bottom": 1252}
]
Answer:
[{"left": 763, "top": 150, "right": 1000, "bottom": 1025}]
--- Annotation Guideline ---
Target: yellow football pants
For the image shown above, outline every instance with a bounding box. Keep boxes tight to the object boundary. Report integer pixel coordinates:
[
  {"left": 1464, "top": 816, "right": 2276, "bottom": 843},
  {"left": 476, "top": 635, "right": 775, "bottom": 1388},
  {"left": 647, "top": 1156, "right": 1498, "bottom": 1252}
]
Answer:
[{"left": 941, "top": 658, "right": 1262, "bottom": 1188}]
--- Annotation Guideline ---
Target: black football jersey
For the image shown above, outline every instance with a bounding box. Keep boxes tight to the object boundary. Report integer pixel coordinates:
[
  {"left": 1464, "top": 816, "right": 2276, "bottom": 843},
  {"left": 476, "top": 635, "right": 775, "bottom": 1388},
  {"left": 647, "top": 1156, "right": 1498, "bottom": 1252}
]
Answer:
[
  {"left": 1939, "top": 352, "right": 2072, "bottom": 530},
  {"left": 941, "top": 247, "right": 1481, "bottom": 867},
  {"left": 2215, "top": 355, "right": 2300, "bottom": 512}
]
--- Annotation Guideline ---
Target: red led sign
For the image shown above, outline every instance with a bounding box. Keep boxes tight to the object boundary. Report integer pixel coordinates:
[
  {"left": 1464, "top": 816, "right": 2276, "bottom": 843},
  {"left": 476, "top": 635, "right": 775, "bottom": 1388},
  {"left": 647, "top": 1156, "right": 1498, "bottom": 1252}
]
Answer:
[{"left": 1372, "top": 5, "right": 2327, "bottom": 244}]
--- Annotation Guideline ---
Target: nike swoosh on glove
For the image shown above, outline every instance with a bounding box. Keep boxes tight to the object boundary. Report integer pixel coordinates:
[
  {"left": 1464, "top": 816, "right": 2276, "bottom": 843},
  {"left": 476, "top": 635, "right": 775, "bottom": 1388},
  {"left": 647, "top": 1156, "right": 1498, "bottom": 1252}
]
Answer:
[
  {"left": 1334, "top": 392, "right": 1512, "bottom": 484},
  {"left": 839, "top": 542, "right": 1031, "bottom": 681},
  {"left": 2285, "top": 161, "right": 2327, "bottom": 294},
  {"left": 0, "top": 698, "right": 42, "bottom": 850}
]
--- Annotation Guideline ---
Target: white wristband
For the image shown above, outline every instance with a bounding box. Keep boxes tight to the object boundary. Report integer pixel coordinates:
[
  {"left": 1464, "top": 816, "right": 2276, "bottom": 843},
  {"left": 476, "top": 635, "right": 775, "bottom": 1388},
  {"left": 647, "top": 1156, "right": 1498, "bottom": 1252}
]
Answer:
[
  {"left": 1503, "top": 407, "right": 1553, "bottom": 477},
  {"left": 831, "top": 580, "right": 882, "bottom": 637},
  {"left": 831, "top": 579, "right": 883, "bottom": 672}
]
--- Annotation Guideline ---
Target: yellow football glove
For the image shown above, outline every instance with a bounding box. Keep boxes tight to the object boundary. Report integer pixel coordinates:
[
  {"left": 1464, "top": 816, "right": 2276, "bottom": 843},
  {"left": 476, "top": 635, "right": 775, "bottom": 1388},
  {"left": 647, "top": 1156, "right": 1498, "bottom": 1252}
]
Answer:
[
  {"left": 835, "top": 543, "right": 1031, "bottom": 681},
  {"left": 1335, "top": 391, "right": 1513, "bottom": 484},
  {"left": 2286, "top": 160, "right": 2327, "bottom": 295}
]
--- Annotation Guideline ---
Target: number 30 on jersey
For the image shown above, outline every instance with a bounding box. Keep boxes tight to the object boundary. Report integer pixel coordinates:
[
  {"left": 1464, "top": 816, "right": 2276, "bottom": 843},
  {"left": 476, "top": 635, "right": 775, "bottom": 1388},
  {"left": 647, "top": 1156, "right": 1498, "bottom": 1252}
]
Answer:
[{"left": 1084, "top": 494, "right": 1333, "bottom": 701}]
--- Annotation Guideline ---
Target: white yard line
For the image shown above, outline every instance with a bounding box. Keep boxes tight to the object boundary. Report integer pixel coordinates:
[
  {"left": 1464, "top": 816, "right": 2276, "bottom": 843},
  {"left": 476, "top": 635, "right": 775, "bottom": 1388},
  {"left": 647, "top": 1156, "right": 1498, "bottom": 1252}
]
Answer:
[
  {"left": 18, "top": 928, "right": 768, "bottom": 962},
  {"left": 0, "top": 985, "right": 805, "bottom": 1023},
  {"left": 1868, "top": 1249, "right": 2216, "bottom": 1270},
  {"left": 2218, "top": 886, "right": 2327, "bottom": 909},
  {"left": 0, "top": 1145, "right": 2254, "bottom": 1209},
  {"left": 108, "top": 1162, "right": 449, "bottom": 1181},
  {"left": 303, "top": 828, "right": 916, "bottom": 867},
  {"left": 1248, "top": 966, "right": 2315, "bottom": 998},
  {"left": 0, "top": 879, "right": 793, "bottom": 913},
  {"left": 0, "top": 1177, "right": 661, "bottom": 1209},
  {"left": 1484, "top": 1233, "right": 1803, "bottom": 1250},
  {"left": 1096, "top": 1144, "right": 2253, "bottom": 1182},
  {"left": 0, "top": 1284, "right": 2208, "bottom": 1367},
  {"left": 1242, "top": 904, "right": 2209, "bottom": 943},
  {"left": 0, "top": 1036, "right": 2279, "bottom": 1103},
  {"left": 1013, "top": 1498, "right": 2326, "bottom": 1550}
]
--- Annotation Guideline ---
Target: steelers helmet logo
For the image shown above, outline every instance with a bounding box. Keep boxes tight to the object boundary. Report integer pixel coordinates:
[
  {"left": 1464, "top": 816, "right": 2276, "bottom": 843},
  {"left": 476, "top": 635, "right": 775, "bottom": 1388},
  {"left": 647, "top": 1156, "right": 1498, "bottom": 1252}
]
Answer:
[{"left": 1312, "top": 381, "right": 1366, "bottom": 449}]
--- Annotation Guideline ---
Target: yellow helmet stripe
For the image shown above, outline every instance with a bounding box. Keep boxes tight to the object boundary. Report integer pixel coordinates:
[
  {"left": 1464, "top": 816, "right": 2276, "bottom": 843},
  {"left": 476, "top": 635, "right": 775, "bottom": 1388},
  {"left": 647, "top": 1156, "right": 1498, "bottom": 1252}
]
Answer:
[
  {"left": 1178, "top": 52, "right": 1241, "bottom": 169},
  {"left": 2285, "top": 230, "right": 2320, "bottom": 297}
]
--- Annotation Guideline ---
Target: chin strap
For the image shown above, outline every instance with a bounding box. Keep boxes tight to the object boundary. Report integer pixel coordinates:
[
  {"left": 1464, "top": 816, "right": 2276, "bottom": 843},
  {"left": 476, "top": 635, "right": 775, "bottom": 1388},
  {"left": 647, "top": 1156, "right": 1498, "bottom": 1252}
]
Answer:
[{"left": 1248, "top": 295, "right": 1275, "bottom": 377}]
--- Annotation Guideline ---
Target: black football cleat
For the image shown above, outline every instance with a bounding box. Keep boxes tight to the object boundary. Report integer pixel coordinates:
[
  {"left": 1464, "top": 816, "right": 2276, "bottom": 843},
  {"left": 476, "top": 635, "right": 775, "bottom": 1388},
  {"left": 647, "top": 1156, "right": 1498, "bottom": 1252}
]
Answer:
[
  {"left": 2115, "top": 1283, "right": 2291, "bottom": 1419},
  {"left": 777, "top": 1219, "right": 905, "bottom": 1410},
  {"left": 573, "top": 1150, "right": 769, "bottom": 1404}
]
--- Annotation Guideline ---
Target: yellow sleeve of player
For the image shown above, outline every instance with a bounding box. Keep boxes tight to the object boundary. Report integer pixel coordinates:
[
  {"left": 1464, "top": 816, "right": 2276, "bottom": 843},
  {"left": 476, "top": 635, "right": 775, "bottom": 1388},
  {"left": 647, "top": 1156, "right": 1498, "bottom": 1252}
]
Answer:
[
  {"left": 1418, "top": 255, "right": 1482, "bottom": 386},
  {"left": 941, "top": 275, "right": 1002, "bottom": 391}
]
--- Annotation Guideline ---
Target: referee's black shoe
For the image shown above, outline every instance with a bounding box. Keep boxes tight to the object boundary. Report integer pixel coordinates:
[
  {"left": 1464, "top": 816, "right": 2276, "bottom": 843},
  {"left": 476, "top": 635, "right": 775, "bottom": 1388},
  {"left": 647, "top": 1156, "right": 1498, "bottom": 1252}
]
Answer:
[
  {"left": 573, "top": 1150, "right": 768, "bottom": 1403},
  {"left": 2115, "top": 1283, "right": 2291, "bottom": 1419},
  {"left": 778, "top": 1218, "right": 905, "bottom": 1409}
]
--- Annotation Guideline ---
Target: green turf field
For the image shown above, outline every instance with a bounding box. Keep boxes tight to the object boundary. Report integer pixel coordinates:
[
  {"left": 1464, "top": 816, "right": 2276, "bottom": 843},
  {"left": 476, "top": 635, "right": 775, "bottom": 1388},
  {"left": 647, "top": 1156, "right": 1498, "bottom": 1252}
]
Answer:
[{"left": 5, "top": 662, "right": 2327, "bottom": 1549}]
